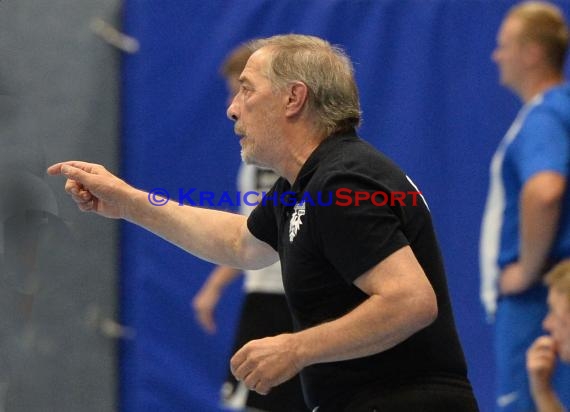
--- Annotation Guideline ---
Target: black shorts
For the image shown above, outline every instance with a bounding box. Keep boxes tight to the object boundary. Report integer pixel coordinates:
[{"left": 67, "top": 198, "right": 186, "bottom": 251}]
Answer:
[{"left": 223, "top": 292, "right": 308, "bottom": 412}]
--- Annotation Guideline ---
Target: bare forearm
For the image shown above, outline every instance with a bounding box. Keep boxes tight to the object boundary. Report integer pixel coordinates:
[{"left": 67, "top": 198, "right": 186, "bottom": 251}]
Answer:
[
  {"left": 519, "top": 179, "right": 563, "bottom": 283},
  {"left": 125, "top": 189, "right": 260, "bottom": 269},
  {"left": 532, "top": 387, "right": 565, "bottom": 412},
  {"left": 520, "top": 201, "right": 560, "bottom": 279},
  {"left": 294, "top": 293, "right": 436, "bottom": 367},
  {"left": 205, "top": 266, "right": 242, "bottom": 290},
  {"left": 293, "top": 248, "right": 437, "bottom": 366},
  {"left": 230, "top": 247, "right": 437, "bottom": 393}
]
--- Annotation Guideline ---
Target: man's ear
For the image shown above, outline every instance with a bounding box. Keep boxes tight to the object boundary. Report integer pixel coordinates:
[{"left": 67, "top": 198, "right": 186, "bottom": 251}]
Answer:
[
  {"left": 284, "top": 81, "right": 309, "bottom": 117},
  {"left": 522, "top": 41, "right": 545, "bottom": 68}
]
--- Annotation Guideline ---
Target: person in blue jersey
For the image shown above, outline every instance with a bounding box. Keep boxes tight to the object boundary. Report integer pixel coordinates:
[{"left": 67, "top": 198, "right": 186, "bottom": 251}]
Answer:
[
  {"left": 48, "top": 34, "right": 478, "bottom": 411},
  {"left": 480, "top": 2, "right": 570, "bottom": 411}
]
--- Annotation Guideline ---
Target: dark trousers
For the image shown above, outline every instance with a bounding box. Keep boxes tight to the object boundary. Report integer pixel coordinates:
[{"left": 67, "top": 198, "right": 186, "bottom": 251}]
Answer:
[{"left": 316, "top": 378, "right": 480, "bottom": 412}]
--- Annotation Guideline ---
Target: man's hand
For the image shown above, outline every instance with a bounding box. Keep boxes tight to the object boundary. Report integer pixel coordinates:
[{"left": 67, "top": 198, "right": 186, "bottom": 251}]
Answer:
[
  {"left": 526, "top": 336, "right": 566, "bottom": 412},
  {"left": 192, "top": 283, "right": 222, "bottom": 334},
  {"left": 230, "top": 334, "right": 304, "bottom": 395},
  {"left": 192, "top": 266, "right": 242, "bottom": 334},
  {"left": 47, "top": 161, "right": 135, "bottom": 219},
  {"left": 527, "top": 335, "right": 557, "bottom": 393},
  {"left": 500, "top": 262, "right": 535, "bottom": 295}
]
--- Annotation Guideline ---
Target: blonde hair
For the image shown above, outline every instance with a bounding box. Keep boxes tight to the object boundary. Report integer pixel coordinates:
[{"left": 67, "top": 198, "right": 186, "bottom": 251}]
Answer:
[
  {"left": 247, "top": 34, "right": 361, "bottom": 135},
  {"left": 545, "top": 260, "right": 570, "bottom": 304},
  {"left": 508, "top": 1, "right": 569, "bottom": 70}
]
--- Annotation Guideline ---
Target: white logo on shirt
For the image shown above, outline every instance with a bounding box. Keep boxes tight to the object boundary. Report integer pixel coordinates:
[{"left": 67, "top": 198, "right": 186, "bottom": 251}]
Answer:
[
  {"left": 497, "top": 391, "right": 519, "bottom": 408},
  {"left": 289, "top": 201, "right": 306, "bottom": 242}
]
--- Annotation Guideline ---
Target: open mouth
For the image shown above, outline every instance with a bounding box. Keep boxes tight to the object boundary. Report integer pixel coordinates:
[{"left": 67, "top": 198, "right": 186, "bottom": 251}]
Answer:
[{"left": 235, "top": 128, "right": 246, "bottom": 140}]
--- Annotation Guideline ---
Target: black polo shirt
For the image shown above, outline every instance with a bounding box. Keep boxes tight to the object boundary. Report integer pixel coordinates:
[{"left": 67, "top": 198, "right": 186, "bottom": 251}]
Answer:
[{"left": 247, "top": 130, "right": 473, "bottom": 410}]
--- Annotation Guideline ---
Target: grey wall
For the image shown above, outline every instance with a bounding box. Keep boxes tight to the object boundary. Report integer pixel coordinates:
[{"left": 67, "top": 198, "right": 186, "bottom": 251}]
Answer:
[{"left": 0, "top": 0, "right": 121, "bottom": 410}]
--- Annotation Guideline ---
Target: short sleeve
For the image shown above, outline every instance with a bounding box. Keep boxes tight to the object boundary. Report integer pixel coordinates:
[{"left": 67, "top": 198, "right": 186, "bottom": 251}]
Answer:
[
  {"left": 515, "top": 107, "right": 570, "bottom": 182},
  {"left": 247, "top": 185, "right": 279, "bottom": 251},
  {"left": 313, "top": 173, "right": 410, "bottom": 284}
]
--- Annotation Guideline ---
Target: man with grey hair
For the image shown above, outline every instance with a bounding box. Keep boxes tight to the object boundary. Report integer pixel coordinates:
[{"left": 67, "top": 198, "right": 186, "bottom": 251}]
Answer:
[
  {"left": 48, "top": 34, "right": 478, "bottom": 411},
  {"left": 192, "top": 41, "right": 306, "bottom": 412}
]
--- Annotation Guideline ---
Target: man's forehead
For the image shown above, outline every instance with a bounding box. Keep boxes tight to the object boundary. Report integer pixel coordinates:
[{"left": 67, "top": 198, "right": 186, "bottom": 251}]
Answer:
[
  {"left": 549, "top": 288, "right": 570, "bottom": 311},
  {"left": 239, "top": 50, "right": 271, "bottom": 82},
  {"left": 501, "top": 16, "right": 523, "bottom": 38}
]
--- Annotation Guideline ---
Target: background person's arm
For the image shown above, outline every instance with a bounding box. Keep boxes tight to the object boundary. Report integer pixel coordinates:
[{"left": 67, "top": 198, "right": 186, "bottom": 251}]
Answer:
[
  {"left": 500, "top": 172, "right": 565, "bottom": 294},
  {"left": 192, "top": 266, "right": 242, "bottom": 333}
]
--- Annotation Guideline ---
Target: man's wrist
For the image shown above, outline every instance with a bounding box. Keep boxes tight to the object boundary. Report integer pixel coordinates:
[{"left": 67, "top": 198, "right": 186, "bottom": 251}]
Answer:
[
  {"left": 123, "top": 187, "right": 149, "bottom": 222},
  {"left": 291, "top": 331, "right": 314, "bottom": 370},
  {"left": 530, "top": 377, "right": 555, "bottom": 396}
]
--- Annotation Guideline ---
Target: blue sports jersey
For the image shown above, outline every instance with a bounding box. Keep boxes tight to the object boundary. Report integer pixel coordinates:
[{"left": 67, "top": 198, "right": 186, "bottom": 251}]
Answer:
[
  {"left": 499, "top": 84, "right": 570, "bottom": 268},
  {"left": 481, "top": 84, "right": 570, "bottom": 317}
]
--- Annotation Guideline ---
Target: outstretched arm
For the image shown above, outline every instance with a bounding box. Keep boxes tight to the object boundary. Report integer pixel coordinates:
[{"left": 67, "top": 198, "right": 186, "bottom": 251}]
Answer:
[{"left": 47, "top": 161, "right": 279, "bottom": 270}]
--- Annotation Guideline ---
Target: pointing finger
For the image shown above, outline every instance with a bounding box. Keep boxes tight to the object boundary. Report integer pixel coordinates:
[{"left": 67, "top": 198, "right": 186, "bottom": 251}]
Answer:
[
  {"left": 47, "top": 161, "right": 102, "bottom": 176},
  {"left": 61, "top": 165, "right": 96, "bottom": 187}
]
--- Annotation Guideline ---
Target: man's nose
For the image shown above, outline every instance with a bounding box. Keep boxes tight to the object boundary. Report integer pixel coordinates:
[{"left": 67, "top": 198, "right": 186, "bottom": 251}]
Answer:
[
  {"left": 543, "top": 314, "right": 553, "bottom": 332},
  {"left": 227, "top": 96, "right": 239, "bottom": 121}
]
